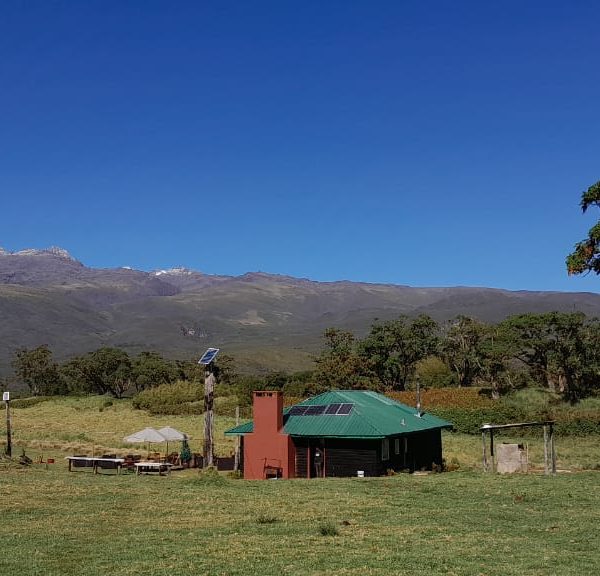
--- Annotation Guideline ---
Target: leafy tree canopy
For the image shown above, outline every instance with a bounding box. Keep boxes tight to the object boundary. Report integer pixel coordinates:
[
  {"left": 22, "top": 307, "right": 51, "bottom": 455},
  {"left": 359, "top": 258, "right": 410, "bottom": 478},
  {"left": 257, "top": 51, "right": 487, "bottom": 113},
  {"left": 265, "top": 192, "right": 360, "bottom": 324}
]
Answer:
[
  {"left": 566, "top": 180, "right": 600, "bottom": 275},
  {"left": 12, "top": 345, "right": 66, "bottom": 396}
]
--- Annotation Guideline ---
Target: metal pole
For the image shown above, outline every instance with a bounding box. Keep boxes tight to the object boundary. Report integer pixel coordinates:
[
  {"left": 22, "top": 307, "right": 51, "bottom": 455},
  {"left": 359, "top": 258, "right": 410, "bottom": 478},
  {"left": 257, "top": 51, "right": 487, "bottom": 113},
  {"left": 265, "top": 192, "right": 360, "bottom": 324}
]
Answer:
[
  {"left": 415, "top": 376, "right": 421, "bottom": 417},
  {"left": 5, "top": 398, "right": 11, "bottom": 458}
]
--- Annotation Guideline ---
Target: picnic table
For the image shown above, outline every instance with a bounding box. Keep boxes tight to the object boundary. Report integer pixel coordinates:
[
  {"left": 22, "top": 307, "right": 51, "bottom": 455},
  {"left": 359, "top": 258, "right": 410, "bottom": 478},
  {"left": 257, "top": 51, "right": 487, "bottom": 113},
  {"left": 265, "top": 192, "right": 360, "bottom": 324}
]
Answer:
[
  {"left": 65, "top": 456, "right": 125, "bottom": 474},
  {"left": 134, "top": 461, "right": 173, "bottom": 475}
]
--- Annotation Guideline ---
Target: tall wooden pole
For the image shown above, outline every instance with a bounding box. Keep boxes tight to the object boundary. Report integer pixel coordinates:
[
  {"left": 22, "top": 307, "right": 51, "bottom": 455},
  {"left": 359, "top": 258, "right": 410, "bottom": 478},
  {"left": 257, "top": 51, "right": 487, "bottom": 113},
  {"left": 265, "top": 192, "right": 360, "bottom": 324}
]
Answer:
[
  {"left": 489, "top": 430, "right": 495, "bottom": 473},
  {"left": 543, "top": 425, "right": 549, "bottom": 475},
  {"left": 233, "top": 405, "right": 240, "bottom": 472},
  {"left": 481, "top": 431, "right": 488, "bottom": 472},
  {"left": 550, "top": 424, "right": 556, "bottom": 475},
  {"left": 5, "top": 397, "right": 11, "bottom": 457},
  {"left": 203, "top": 368, "right": 215, "bottom": 468}
]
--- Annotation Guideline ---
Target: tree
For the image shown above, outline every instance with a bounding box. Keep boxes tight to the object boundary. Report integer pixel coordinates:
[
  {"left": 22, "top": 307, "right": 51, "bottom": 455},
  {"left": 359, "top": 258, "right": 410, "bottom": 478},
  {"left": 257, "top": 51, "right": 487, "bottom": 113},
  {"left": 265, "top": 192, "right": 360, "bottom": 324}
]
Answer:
[
  {"left": 78, "top": 348, "right": 132, "bottom": 398},
  {"left": 546, "top": 312, "right": 597, "bottom": 403},
  {"left": 566, "top": 180, "right": 600, "bottom": 275},
  {"left": 12, "top": 345, "right": 65, "bottom": 396},
  {"left": 499, "top": 313, "right": 557, "bottom": 391},
  {"left": 476, "top": 323, "right": 520, "bottom": 398},
  {"left": 130, "top": 352, "right": 177, "bottom": 392},
  {"left": 359, "top": 315, "right": 439, "bottom": 391},
  {"left": 314, "top": 328, "right": 371, "bottom": 390},
  {"left": 415, "top": 356, "right": 456, "bottom": 388},
  {"left": 440, "top": 316, "right": 487, "bottom": 387}
]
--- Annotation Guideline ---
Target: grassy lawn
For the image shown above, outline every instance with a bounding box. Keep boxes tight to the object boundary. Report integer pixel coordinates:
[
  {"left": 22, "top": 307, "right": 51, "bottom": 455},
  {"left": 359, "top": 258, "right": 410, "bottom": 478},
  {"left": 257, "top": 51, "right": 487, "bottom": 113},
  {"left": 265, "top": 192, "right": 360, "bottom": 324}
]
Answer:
[{"left": 1, "top": 397, "right": 599, "bottom": 575}]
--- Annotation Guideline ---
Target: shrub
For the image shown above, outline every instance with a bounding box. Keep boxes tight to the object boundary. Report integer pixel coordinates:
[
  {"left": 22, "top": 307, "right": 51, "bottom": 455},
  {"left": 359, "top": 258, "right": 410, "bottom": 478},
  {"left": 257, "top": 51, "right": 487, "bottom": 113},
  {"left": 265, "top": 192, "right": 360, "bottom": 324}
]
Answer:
[
  {"left": 256, "top": 513, "right": 278, "bottom": 524},
  {"left": 318, "top": 522, "right": 339, "bottom": 536},
  {"left": 132, "top": 381, "right": 202, "bottom": 415},
  {"left": 9, "top": 396, "right": 55, "bottom": 409},
  {"left": 388, "top": 387, "right": 496, "bottom": 410},
  {"left": 194, "top": 466, "right": 226, "bottom": 485}
]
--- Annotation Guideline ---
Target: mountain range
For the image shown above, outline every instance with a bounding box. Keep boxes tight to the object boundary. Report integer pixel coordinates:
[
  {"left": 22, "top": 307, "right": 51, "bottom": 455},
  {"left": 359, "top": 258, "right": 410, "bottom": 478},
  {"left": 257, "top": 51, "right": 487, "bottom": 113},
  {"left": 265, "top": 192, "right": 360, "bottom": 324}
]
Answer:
[{"left": 1, "top": 247, "right": 599, "bottom": 378}]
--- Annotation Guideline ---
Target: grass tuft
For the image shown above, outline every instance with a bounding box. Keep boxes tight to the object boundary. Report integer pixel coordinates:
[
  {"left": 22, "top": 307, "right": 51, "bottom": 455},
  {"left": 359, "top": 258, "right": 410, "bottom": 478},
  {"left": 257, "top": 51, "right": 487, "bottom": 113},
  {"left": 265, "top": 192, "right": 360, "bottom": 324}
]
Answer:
[
  {"left": 256, "top": 513, "right": 278, "bottom": 524},
  {"left": 318, "top": 521, "right": 339, "bottom": 536}
]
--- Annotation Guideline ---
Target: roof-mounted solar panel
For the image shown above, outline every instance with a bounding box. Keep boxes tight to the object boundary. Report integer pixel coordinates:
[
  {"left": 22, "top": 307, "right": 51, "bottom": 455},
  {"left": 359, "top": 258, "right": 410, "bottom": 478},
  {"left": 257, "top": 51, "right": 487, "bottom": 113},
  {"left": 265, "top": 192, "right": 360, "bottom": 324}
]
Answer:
[
  {"left": 289, "top": 406, "right": 309, "bottom": 416},
  {"left": 325, "top": 403, "right": 342, "bottom": 414},
  {"left": 336, "top": 403, "right": 353, "bottom": 415},
  {"left": 305, "top": 405, "right": 326, "bottom": 416}
]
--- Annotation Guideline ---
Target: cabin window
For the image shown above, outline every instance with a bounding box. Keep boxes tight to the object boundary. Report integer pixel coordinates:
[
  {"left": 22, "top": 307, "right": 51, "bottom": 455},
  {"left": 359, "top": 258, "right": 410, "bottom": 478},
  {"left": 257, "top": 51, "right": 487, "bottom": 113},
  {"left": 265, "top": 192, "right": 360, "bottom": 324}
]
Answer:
[
  {"left": 382, "top": 439, "right": 390, "bottom": 461},
  {"left": 394, "top": 438, "right": 400, "bottom": 455}
]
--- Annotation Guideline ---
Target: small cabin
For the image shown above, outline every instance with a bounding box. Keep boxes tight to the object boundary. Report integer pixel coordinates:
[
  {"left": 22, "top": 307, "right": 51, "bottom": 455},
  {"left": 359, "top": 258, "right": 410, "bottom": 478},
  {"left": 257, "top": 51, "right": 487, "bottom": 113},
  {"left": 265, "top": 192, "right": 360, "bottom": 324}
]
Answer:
[{"left": 225, "top": 390, "right": 452, "bottom": 479}]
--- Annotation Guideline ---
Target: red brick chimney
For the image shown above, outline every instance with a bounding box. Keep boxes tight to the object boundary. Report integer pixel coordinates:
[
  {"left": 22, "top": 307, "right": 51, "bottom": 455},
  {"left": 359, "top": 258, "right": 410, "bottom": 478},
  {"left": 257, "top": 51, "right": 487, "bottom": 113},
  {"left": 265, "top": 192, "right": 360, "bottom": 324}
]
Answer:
[
  {"left": 253, "top": 391, "right": 284, "bottom": 434},
  {"left": 242, "top": 391, "right": 295, "bottom": 479}
]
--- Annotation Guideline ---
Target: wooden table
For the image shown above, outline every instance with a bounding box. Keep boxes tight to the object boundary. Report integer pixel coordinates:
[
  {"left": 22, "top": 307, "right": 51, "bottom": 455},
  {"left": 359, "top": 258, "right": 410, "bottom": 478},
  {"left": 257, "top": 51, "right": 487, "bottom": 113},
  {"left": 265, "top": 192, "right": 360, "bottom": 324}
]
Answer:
[
  {"left": 66, "top": 457, "right": 125, "bottom": 474},
  {"left": 134, "top": 461, "right": 173, "bottom": 476}
]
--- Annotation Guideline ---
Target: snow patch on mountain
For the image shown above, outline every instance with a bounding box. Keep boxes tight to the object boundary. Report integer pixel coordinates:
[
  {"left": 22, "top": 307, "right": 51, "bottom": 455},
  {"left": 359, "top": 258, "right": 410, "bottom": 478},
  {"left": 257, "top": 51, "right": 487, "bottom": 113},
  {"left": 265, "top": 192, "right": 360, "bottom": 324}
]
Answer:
[{"left": 152, "top": 267, "right": 194, "bottom": 277}]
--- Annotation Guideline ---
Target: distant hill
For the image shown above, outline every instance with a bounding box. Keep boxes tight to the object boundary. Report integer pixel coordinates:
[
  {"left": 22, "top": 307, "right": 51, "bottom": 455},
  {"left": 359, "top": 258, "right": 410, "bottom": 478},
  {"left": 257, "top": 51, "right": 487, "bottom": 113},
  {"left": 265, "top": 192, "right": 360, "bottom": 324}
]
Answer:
[{"left": 1, "top": 246, "right": 599, "bottom": 378}]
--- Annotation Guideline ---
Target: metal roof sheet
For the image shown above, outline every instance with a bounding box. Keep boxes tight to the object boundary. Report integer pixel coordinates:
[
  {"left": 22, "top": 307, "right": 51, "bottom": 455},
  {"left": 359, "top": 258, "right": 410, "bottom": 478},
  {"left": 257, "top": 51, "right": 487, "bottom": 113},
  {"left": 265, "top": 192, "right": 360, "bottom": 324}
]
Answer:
[{"left": 225, "top": 390, "right": 452, "bottom": 438}]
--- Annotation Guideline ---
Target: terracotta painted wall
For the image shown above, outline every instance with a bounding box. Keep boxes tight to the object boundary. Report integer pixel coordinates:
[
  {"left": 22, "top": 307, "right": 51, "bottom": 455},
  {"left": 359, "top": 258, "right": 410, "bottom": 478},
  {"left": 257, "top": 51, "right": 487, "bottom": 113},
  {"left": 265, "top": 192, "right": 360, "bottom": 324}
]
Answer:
[{"left": 243, "top": 391, "right": 296, "bottom": 479}]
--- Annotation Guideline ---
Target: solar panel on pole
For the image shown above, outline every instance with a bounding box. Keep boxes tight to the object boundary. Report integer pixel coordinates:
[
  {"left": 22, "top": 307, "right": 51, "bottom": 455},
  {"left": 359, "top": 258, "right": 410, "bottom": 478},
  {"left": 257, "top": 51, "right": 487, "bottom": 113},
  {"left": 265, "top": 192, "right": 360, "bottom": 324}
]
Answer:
[{"left": 198, "top": 348, "right": 220, "bottom": 365}]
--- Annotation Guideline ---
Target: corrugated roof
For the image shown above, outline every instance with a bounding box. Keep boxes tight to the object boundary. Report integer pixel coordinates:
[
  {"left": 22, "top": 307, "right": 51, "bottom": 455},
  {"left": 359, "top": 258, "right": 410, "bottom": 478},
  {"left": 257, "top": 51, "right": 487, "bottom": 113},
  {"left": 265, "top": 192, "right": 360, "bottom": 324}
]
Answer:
[{"left": 225, "top": 390, "right": 452, "bottom": 439}]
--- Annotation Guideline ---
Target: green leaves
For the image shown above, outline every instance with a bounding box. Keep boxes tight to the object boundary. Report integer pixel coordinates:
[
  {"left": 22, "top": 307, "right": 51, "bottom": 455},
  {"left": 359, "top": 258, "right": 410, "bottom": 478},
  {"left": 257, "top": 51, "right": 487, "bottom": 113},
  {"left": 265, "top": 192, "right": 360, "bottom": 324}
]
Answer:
[
  {"left": 315, "top": 316, "right": 439, "bottom": 391},
  {"left": 567, "top": 179, "right": 600, "bottom": 275}
]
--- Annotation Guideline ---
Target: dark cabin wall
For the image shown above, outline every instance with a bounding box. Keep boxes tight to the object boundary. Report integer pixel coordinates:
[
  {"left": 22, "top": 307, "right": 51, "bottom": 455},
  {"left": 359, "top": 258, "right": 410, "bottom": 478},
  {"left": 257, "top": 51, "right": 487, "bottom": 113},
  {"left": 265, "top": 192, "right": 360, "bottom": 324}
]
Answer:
[
  {"left": 291, "top": 431, "right": 444, "bottom": 478},
  {"left": 386, "top": 430, "right": 443, "bottom": 472},
  {"left": 324, "top": 438, "right": 380, "bottom": 477},
  {"left": 294, "top": 437, "right": 309, "bottom": 478}
]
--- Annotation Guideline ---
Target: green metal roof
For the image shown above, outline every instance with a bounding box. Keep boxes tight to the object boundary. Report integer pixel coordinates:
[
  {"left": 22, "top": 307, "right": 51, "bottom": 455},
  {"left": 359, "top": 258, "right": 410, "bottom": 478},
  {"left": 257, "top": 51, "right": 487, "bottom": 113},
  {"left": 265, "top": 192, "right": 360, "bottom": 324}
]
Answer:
[{"left": 225, "top": 390, "right": 452, "bottom": 439}]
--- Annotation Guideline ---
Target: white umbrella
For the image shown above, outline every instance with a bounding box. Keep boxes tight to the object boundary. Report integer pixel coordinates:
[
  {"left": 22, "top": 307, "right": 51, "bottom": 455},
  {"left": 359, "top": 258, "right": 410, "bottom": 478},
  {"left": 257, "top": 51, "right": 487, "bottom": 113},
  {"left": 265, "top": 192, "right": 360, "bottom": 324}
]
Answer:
[
  {"left": 157, "top": 426, "right": 189, "bottom": 457},
  {"left": 123, "top": 427, "right": 167, "bottom": 443},
  {"left": 123, "top": 427, "right": 168, "bottom": 456},
  {"left": 157, "top": 426, "right": 188, "bottom": 441}
]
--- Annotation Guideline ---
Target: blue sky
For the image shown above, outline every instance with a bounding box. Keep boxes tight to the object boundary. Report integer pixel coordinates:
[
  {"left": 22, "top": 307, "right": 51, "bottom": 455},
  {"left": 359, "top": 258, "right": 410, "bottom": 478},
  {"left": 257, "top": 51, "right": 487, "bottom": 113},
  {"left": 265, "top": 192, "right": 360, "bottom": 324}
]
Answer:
[{"left": 1, "top": 1, "right": 599, "bottom": 292}]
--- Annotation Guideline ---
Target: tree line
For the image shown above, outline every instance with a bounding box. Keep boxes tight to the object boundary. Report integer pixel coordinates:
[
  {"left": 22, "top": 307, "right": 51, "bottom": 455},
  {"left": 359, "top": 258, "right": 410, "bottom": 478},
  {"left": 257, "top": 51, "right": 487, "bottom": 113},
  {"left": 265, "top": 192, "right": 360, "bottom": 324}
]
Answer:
[
  {"left": 314, "top": 312, "right": 600, "bottom": 403},
  {"left": 11, "top": 346, "right": 235, "bottom": 399},
  {"left": 11, "top": 311, "right": 600, "bottom": 404}
]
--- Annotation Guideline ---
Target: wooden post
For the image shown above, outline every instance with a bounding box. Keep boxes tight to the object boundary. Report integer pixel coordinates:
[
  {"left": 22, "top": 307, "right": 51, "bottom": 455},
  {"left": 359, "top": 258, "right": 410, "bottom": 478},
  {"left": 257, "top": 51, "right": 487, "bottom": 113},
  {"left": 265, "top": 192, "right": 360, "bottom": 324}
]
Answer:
[
  {"left": 543, "top": 425, "right": 549, "bottom": 475},
  {"left": 481, "top": 431, "right": 488, "bottom": 472},
  {"left": 549, "top": 424, "right": 556, "bottom": 475},
  {"left": 489, "top": 430, "right": 495, "bottom": 473},
  {"left": 233, "top": 405, "right": 240, "bottom": 472},
  {"left": 5, "top": 397, "right": 11, "bottom": 458},
  {"left": 203, "top": 369, "right": 215, "bottom": 468}
]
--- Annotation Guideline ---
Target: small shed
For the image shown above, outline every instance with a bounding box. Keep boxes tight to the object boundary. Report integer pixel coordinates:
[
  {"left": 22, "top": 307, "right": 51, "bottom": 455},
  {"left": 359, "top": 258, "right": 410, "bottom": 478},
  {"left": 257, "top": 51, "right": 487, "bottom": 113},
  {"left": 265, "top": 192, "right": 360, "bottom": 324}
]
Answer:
[
  {"left": 480, "top": 421, "right": 557, "bottom": 475},
  {"left": 225, "top": 390, "right": 452, "bottom": 479}
]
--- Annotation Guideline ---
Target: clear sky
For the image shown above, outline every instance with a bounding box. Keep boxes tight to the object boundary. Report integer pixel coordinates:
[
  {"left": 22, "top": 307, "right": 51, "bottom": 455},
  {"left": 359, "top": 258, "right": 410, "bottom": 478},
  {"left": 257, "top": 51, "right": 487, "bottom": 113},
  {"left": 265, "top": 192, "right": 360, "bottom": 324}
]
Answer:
[{"left": 1, "top": 1, "right": 599, "bottom": 292}]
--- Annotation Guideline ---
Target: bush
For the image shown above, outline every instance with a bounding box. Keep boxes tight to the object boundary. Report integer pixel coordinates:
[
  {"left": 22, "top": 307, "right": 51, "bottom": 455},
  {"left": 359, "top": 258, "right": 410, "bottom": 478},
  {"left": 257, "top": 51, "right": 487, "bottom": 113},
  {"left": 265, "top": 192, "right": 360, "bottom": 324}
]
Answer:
[
  {"left": 194, "top": 466, "right": 226, "bottom": 486},
  {"left": 388, "top": 387, "right": 496, "bottom": 410},
  {"left": 318, "top": 522, "right": 339, "bottom": 536},
  {"left": 431, "top": 406, "right": 528, "bottom": 435},
  {"left": 132, "top": 381, "right": 202, "bottom": 415},
  {"left": 9, "top": 396, "right": 55, "bottom": 409},
  {"left": 256, "top": 513, "right": 278, "bottom": 524}
]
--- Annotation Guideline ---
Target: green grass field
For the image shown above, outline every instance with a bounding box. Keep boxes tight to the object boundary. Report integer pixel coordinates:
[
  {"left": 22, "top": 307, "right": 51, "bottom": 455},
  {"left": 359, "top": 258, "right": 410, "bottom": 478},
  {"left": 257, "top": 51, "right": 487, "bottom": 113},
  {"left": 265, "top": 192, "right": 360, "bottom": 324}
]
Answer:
[{"left": 1, "top": 397, "right": 599, "bottom": 575}]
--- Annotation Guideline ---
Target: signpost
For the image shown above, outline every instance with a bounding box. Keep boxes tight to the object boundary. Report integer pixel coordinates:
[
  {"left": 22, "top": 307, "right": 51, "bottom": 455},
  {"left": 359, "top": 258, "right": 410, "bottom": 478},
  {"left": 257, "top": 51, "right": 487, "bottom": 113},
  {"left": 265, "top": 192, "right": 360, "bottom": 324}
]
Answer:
[
  {"left": 198, "top": 348, "right": 220, "bottom": 468},
  {"left": 3, "top": 392, "right": 11, "bottom": 457}
]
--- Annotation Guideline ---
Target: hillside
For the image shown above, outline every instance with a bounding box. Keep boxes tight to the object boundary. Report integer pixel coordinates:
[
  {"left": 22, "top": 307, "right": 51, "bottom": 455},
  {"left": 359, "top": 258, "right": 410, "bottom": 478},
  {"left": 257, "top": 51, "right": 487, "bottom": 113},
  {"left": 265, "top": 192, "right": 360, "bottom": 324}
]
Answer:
[{"left": 1, "top": 247, "right": 600, "bottom": 377}]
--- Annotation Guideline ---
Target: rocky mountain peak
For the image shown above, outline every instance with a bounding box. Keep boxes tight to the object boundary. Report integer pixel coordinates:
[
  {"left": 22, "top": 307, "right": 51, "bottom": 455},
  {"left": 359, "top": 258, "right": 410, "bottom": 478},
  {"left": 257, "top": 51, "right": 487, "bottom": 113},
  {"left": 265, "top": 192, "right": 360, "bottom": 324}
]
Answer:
[{"left": 1, "top": 246, "right": 79, "bottom": 262}]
